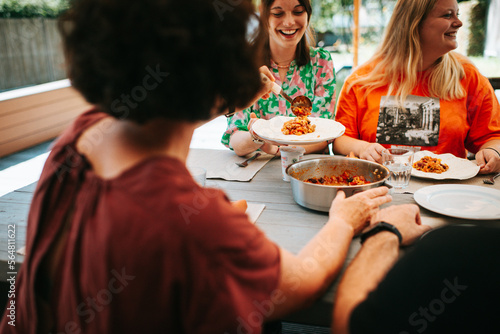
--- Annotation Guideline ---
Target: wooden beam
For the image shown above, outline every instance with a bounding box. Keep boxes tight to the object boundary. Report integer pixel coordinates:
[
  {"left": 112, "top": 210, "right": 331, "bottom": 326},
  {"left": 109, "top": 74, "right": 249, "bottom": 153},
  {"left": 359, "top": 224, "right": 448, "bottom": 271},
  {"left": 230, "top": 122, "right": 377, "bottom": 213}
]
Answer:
[{"left": 353, "top": 0, "right": 360, "bottom": 67}]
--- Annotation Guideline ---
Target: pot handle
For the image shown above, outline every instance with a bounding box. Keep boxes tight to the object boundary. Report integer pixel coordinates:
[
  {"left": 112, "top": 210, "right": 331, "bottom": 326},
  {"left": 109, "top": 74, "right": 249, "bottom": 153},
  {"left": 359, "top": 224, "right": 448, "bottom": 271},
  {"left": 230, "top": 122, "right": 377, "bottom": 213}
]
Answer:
[{"left": 383, "top": 181, "right": 394, "bottom": 194}]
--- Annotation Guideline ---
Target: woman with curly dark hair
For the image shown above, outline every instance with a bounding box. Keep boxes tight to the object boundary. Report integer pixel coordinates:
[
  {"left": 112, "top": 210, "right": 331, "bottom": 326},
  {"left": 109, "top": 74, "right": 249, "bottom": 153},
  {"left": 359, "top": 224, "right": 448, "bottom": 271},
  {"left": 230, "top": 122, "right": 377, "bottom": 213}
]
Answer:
[{"left": 0, "top": 0, "right": 397, "bottom": 333}]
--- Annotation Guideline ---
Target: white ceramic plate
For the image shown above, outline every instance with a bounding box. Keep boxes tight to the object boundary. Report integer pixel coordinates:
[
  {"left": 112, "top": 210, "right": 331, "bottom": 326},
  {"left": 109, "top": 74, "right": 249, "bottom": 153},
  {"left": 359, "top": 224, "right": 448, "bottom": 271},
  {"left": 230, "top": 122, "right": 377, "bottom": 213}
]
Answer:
[
  {"left": 414, "top": 185, "right": 500, "bottom": 220},
  {"left": 252, "top": 116, "right": 345, "bottom": 145},
  {"left": 411, "top": 150, "right": 480, "bottom": 180}
]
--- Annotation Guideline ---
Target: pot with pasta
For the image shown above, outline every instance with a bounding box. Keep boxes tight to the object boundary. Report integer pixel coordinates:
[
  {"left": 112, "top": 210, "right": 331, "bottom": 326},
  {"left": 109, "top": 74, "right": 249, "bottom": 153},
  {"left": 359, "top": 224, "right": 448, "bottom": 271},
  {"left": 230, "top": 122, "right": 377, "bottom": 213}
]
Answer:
[{"left": 286, "top": 156, "right": 391, "bottom": 212}]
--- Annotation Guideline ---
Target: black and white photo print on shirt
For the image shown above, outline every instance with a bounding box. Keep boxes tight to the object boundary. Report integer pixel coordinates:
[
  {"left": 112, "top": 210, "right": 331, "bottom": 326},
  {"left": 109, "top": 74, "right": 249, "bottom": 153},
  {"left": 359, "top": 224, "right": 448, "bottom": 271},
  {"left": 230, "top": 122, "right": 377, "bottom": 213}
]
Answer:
[{"left": 376, "top": 95, "right": 440, "bottom": 147}]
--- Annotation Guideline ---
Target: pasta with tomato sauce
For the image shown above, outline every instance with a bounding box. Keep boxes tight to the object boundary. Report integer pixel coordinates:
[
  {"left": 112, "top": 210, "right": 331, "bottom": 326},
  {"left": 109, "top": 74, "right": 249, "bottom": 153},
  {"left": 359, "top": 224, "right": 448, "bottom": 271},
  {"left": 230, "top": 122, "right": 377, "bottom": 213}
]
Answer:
[
  {"left": 413, "top": 156, "right": 449, "bottom": 173},
  {"left": 281, "top": 116, "right": 316, "bottom": 135},
  {"left": 305, "top": 171, "right": 371, "bottom": 186}
]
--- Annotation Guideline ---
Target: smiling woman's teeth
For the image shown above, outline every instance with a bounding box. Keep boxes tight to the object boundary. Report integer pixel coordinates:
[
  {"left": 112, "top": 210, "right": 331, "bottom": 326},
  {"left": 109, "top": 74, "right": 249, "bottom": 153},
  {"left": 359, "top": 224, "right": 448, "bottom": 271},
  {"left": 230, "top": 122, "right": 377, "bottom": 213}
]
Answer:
[{"left": 281, "top": 30, "right": 297, "bottom": 35}]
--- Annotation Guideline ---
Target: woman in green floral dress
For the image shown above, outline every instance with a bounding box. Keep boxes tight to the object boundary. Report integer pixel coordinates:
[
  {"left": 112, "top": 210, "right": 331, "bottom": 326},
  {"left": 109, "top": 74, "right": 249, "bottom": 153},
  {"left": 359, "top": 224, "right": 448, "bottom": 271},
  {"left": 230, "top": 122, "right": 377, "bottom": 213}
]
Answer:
[{"left": 221, "top": 0, "right": 337, "bottom": 157}]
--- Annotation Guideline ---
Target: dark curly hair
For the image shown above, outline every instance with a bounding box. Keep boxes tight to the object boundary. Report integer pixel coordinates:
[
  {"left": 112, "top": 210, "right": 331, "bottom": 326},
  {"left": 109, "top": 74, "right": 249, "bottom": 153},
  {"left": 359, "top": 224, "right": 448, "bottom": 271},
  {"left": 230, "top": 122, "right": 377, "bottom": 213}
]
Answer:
[{"left": 59, "top": 0, "right": 264, "bottom": 123}]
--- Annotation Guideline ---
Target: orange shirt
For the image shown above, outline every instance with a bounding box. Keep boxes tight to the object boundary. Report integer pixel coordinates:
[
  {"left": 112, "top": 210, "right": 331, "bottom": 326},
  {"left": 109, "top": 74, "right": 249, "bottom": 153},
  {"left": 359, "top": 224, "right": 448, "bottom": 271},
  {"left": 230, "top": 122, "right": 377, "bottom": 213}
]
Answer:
[{"left": 336, "top": 54, "right": 500, "bottom": 158}]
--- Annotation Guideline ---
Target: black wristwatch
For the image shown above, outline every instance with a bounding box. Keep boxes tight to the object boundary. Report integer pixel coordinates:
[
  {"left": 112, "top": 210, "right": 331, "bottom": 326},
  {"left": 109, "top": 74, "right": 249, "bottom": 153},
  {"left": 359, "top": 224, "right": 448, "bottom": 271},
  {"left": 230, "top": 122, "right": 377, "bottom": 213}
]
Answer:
[{"left": 359, "top": 221, "right": 402, "bottom": 245}]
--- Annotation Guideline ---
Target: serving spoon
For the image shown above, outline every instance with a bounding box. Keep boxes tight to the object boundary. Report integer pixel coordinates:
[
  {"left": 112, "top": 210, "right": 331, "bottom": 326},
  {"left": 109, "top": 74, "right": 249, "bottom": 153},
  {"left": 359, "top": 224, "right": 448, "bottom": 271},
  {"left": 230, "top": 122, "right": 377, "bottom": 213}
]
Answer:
[{"left": 261, "top": 74, "right": 312, "bottom": 117}]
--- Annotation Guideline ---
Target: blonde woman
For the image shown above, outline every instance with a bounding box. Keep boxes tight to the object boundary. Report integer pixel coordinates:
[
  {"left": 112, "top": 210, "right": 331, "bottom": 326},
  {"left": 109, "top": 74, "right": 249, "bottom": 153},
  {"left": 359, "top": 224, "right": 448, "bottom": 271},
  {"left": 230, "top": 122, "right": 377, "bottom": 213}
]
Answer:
[{"left": 333, "top": 0, "right": 500, "bottom": 174}]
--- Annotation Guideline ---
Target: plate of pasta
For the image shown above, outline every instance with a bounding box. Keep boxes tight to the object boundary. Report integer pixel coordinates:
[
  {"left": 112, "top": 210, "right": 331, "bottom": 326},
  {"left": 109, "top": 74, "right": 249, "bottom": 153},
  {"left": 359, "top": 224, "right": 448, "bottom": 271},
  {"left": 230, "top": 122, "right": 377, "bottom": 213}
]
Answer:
[
  {"left": 411, "top": 150, "right": 480, "bottom": 180},
  {"left": 252, "top": 116, "right": 345, "bottom": 145}
]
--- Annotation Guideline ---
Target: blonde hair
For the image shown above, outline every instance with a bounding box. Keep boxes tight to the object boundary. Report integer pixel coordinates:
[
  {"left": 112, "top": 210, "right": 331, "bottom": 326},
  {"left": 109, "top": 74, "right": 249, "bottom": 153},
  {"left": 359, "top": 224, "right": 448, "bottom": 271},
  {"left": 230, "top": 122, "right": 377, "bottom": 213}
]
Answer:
[{"left": 348, "top": 0, "right": 466, "bottom": 106}]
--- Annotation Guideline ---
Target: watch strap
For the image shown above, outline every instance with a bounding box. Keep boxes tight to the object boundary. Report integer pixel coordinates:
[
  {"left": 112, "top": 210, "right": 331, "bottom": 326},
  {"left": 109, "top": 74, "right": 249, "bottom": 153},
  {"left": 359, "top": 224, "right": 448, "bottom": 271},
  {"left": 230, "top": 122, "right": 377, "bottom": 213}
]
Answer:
[{"left": 360, "top": 221, "right": 402, "bottom": 245}]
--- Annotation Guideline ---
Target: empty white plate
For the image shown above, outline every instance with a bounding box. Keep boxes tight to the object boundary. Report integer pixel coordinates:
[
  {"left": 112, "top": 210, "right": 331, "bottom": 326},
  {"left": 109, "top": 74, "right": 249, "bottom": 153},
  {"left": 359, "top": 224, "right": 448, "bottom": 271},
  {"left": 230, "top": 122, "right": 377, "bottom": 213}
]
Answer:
[{"left": 414, "top": 185, "right": 500, "bottom": 220}]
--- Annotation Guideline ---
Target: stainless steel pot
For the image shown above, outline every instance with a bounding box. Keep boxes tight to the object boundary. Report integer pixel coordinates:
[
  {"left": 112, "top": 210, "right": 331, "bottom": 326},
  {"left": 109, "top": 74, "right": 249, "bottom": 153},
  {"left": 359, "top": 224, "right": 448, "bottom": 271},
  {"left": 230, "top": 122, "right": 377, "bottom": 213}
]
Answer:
[{"left": 286, "top": 156, "right": 390, "bottom": 212}]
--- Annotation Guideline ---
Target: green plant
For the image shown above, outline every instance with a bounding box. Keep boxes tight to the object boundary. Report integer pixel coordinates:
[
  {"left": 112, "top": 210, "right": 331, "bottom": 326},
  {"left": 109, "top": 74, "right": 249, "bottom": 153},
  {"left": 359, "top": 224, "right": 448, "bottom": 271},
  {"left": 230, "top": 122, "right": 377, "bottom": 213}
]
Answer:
[
  {"left": 311, "top": 0, "right": 345, "bottom": 33},
  {"left": 311, "top": 0, "right": 395, "bottom": 49},
  {"left": 467, "top": 0, "right": 487, "bottom": 56},
  {"left": 0, "top": 0, "right": 69, "bottom": 18}
]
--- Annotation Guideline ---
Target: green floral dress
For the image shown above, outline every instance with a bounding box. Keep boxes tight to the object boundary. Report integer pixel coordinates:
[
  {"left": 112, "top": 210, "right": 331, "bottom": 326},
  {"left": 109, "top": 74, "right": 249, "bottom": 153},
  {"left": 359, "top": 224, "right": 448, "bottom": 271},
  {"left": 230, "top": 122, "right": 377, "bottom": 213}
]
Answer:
[{"left": 221, "top": 47, "right": 337, "bottom": 148}]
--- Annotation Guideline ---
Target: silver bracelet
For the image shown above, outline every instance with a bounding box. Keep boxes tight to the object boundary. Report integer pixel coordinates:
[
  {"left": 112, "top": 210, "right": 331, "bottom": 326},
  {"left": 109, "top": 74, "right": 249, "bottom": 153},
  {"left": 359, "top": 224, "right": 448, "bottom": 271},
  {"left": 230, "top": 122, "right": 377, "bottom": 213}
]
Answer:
[{"left": 251, "top": 133, "right": 264, "bottom": 145}]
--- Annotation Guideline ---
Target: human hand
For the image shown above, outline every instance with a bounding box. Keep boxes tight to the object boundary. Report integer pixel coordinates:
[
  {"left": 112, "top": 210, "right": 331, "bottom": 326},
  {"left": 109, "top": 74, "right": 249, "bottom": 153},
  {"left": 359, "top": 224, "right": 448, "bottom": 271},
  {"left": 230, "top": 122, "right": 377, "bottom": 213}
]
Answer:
[
  {"left": 476, "top": 147, "right": 500, "bottom": 174},
  {"left": 359, "top": 143, "right": 385, "bottom": 163},
  {"left": 329, "top": 187, "right": 392, "bottom": 235},
  {"left": 248, "top": 113, "right": 286, "bottom": 151},
  {"left": 248, "top": 112, "right": 260, "bottom": 134},
  {"left": 247, "top": 113, "right": 267, "bottom": 143},
  {"left": 258, "top": 66, "right": 274, "bottom": 100},
  {"left": 236, "top": 66, "right": 274, "bottom": 111},
  {"left": 231, "top": 199, "right": 248, "bottom": 213},
  {"left": 370, "top": 204, "right": 432, "bottom": 246}
]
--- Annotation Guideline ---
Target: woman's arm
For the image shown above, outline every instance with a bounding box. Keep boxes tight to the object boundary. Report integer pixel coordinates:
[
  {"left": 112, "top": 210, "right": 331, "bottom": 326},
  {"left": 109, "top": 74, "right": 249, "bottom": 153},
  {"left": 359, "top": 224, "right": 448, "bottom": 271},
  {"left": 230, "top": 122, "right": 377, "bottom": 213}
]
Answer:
[
  {"left": 301, "top": 141, "right": 328, "bottom": 154},
  {"left": 476, "top": 139, "right": 500, "bottom": 174},
  {"left": 333, "top": 136, "right": 385, "bottom": 162},
  {"left": 332, "top": 67, "right": 386, "bottom": 161},
  {"left": 266, "top": 187, "right": 393, "bottom": 320},
  {"left": 229, "top": 128, "right": 276, "bottom": 157},
  {"left": 464, "top": 64, "right": 500, "bottom": 173}
]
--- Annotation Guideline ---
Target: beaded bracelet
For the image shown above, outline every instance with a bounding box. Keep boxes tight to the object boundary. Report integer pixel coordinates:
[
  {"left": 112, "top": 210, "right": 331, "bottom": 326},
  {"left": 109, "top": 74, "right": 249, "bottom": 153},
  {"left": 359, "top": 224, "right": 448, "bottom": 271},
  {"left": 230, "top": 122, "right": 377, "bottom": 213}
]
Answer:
[{"left": 484, "top": 147, "right": 500, "bottom": 158}]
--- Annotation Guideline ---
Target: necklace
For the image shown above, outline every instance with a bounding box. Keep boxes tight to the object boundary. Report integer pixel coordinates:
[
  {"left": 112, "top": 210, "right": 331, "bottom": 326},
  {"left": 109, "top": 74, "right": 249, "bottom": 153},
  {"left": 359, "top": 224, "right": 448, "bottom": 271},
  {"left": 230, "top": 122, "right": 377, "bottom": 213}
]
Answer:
[{"left": 273, "top": 58, "right": 294, "bottom": 69}]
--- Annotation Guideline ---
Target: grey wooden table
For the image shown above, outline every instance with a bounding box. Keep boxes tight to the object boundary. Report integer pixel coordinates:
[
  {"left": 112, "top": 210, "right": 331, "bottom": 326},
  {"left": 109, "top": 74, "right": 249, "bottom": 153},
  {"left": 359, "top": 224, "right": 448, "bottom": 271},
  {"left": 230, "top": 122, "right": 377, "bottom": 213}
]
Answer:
[
  {"left": 1, "top": 149, "right": 499, "bottom": 326},
  {"left": 200, "top": 149, "right": 500, "bottom": 326},
  {"left": 0, "top": 182, "right": 34, "bottom": 281}
]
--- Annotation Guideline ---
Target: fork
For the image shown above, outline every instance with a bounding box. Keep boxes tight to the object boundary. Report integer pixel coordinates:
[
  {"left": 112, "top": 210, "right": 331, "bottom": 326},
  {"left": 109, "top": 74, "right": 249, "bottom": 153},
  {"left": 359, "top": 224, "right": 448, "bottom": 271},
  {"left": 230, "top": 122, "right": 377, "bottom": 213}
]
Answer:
[
  {"left": 236, "top": 153, "right": 261, "bottom": 167},
  {"left": 483, "top": 172, "right": 500, "bottom": 185}
]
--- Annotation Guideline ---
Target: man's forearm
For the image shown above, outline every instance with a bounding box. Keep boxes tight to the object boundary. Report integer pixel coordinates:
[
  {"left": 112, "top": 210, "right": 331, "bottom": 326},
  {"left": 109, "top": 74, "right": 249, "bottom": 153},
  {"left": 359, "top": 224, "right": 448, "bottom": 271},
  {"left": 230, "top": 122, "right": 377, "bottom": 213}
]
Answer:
[{"left": 332, "top": 232, "right": 399, "bottom": 334}]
